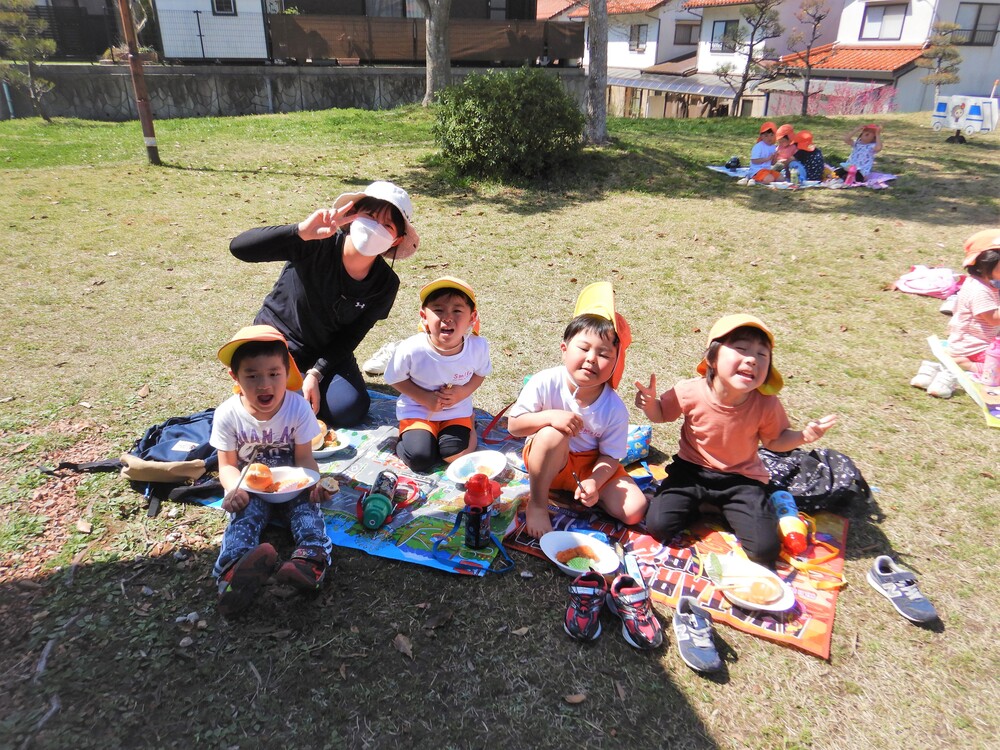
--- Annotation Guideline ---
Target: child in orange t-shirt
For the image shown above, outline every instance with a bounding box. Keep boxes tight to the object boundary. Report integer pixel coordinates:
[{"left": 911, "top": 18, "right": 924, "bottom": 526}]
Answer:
[{"left": 634, "top": 315, "right": 837, "bottom": 564}]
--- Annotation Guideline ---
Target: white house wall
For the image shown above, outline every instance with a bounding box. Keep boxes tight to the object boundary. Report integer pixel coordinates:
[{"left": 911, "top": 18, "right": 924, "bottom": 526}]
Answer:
[
  {"left": 582, "top": 12, "right": 665, "bottom": 67},
  {"left": 157, "top": 0, "right": 269, "bottom": 60},
  {"left": 656, "top": 5, "right": 707, "bottom": 61},
  {"left": 836, "top": 0, "right": 936, "bottom": 45}
]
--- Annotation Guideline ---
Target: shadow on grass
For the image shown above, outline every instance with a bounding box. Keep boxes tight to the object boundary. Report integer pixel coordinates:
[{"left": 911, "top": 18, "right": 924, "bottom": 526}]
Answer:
[{"left": 1, "top": 542, "right": 722, "bottom": 749}]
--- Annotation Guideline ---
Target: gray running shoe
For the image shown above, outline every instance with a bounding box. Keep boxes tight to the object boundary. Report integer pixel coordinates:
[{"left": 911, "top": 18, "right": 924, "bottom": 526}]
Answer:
[
  {"left": 672, "top": 596, "right": 722, "bottom": 673},
  {"left": 866, "top": 555, "right": 938, "bottom": 623}
]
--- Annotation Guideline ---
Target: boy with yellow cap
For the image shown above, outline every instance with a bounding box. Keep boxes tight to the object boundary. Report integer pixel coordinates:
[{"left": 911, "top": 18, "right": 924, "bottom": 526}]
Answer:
[
  {"left": 635, "top": 315, "right": 837, "bottom": 564},
  {"left": 212, "top": 324, "right": 333, "bottom": 617},
  {"left": 383, "top": 276, "right": 492, "bottom": 472},
  {"left": 508, "top": 282, "right": 648, "bottom": 539}
]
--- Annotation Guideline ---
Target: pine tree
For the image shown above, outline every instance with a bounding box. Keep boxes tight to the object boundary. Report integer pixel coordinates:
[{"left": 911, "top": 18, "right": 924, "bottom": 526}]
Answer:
[
  {"left": 915, "top": 21, "right": 962, "bottom": 100},
  {"left": 0, "top": 0, "right": 56, "bottom": 121}
]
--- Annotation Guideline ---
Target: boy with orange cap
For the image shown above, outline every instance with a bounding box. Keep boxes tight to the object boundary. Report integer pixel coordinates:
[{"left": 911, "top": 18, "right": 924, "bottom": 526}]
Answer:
[
  {"left": 746, "top": 122, "right": 781, "bottom": 184},
  {"left": 635, "top": 315, "right": 837, "bottom": 564},
  {"left": 507, "top": 282, "right": 648, "bottom": 539},
  {"left": 791, "top": 130, "right": 826, "bottom": 182}
]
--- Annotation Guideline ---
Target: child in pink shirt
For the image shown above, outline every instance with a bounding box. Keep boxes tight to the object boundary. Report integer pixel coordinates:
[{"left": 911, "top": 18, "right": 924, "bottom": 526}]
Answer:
[{"left": 635, "top": 315, "right": 837, "bottom": 564}]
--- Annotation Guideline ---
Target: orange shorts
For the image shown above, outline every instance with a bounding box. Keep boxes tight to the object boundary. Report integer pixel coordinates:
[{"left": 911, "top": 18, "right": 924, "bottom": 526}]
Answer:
[
  {"left": 521, "top": 443, "right": 629, "bottom": 492},
  {"left": 752, "top": 168, "right": 781, "bottom": 183},
  {"left": 399, "top": 416, "right": 474, "bottom": 436}
]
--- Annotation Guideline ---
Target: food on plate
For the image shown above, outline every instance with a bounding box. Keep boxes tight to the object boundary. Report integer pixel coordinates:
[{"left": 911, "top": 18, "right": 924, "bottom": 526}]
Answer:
[
  {"left": 245, "top": 463, "right": 273, "bottom": 491},
  {"left": 266, "top": 478, "right": 310, "bottom": 493},
  {"left": 723, "top": 576, "right": 784, "bottom": 605},
  {"left": 311, "top": 420, "right": 329, "bottom": 450},
  {"left": 556, "top": 544, "right": 598, "bottom": 566}
]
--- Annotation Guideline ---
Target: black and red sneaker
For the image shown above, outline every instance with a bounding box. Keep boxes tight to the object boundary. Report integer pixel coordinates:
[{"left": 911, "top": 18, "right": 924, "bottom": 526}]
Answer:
[
  {"left": 217, "top": 543, "right": 277, "bottom": 618},
  {"left": 274, "top": 546, "right": 328, "bottom": 592},
  {"left": 564, "top": 571, "right": 608, "bottom": 642},
  {"left": 606, "top": 574, "right": 664, "bottom": 650}
]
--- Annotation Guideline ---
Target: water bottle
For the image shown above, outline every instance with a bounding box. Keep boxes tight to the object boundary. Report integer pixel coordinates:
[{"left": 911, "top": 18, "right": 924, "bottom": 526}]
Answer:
[
  {"left": 982, "top": 337, "right": 1000, "bottom": 387},
  {"left": 463, "top": 473, "right": 500, "bottom": 549},
  {"left": 790, "top": 167, "right": 800, "bottom": 186},
  {"left": 770, "top": 490, "right": 808, "bottom": 555},
  {"left": 844, "top": 165, "right": 857, "bottom": 186},
  {"left": 361, "top": 469, "right": 399, "bottom": 529}
]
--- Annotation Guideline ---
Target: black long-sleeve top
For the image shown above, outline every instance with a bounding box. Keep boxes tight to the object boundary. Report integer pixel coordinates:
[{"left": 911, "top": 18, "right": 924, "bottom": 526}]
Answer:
[{"left": 230, "top": 224, "right": 400, "bottom": 378}]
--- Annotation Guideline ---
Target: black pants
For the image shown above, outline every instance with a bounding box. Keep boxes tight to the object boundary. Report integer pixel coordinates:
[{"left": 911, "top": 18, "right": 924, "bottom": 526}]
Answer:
[
  {"left": 645, "top": 457, "right": 780, "bottom": 565},
  {"left": 834, "top": 166, "right": 866, "bottom": 182},
  {"left": 396, "top": 425, "right": 472, "bottom": 473}
]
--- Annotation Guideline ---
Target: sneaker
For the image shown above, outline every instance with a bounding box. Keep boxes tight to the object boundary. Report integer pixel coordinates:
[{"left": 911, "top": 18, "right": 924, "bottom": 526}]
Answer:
[
  {"left": 217, "top": 543, "right": 277, "bottom": 618},
  {"left": 672, "top": 596, "right": 723, "bottom": 673},
  {"left": 939, "top": 294, "right": 958, "bottom": 315},
  {"left": 866, "top": 555, "right": 938, "bottom": 623},
  {"left": 606, "top": 575, "right": 663, "bottom": 650},
  {"left": 927, "top": 369, "right": 959, "bottom": 398},
  {"left": 564, "top": 571, "right": 607, "bottom": 642},
  {"left": 274, "top": 546, "right": 328, "bottom": 592},
  {"left": 910, "top": 360, "right": 943, "bottom": 390},
  {"left": 827, "top": 178, "right": 846, "bottom": 189},
  {"left": 362, "top": 341, "right": 398, "bottom": 376}
]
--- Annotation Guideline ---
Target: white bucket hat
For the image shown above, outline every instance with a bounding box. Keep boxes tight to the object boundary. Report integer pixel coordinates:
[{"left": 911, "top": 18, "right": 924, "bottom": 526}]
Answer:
[{"left": 332, "top": 181, "right": 419, "bottom": 260}]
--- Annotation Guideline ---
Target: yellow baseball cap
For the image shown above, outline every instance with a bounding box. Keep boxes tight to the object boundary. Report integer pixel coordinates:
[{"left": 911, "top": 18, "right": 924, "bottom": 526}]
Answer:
[
  {"left": 217, "top": 324, "right": 304, "bottom": 391},
  {"left": 573, "top": 281, "right": 632, "bottom": 390},
  {"left": 419, "top": 276, "right": 477, "bottom": 307},
  {"left": 696, "top": 314, "right": 783, "bottom": 395}
]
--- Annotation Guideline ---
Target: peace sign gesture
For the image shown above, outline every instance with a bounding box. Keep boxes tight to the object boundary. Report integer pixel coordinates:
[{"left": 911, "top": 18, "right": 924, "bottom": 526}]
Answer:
[
  {"left": 296, "top": 200, "right": 356, "bottom": 241},
  {"left": 634, "top": 374, "right": 663, "bottom": 421}
]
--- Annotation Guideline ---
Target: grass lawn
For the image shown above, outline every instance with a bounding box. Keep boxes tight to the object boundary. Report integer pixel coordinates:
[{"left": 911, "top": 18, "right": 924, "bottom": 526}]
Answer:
[{"left": 1, "top": 106, "right": 999, "bottom": 750}]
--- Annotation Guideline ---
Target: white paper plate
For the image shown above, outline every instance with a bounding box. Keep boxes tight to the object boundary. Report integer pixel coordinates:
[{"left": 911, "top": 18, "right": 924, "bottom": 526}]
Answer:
[
  {"left": 539, "top": 531, "right": 621, "bottom": 577},
  {"left": 714, "top": 554, "right": 796, "bottom": 612},
  {"left": 312, "top": 432, "right": 350, "bottom": 459},
  {"left": 241, "top": 466, "right": 319, "bottom": 504},
  {"left": 445, "top": 450, "right": 507, "bottom": 484}
]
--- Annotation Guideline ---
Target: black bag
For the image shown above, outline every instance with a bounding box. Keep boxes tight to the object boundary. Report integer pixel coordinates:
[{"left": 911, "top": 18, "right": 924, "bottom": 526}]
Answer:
[{"left": 758, "top": 447, "right": 871, "bottom": 513}]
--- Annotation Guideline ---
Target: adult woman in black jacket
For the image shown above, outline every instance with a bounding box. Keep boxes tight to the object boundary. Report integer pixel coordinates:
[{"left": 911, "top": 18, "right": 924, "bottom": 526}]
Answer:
[{"left": 230, "top": 181, "right": 419, "bottom": 427}]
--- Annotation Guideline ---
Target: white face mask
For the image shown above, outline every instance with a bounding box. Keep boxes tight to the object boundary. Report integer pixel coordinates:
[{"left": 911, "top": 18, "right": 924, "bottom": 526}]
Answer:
[{"left": 349, "top": 217, "right": 395, "bottom": 257}]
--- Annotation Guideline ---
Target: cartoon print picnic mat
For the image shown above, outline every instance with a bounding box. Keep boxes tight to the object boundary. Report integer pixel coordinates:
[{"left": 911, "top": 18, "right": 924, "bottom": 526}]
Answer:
[
  {"left": 928, "top": 335, "right": 1000, "bottom": 428},
  {"left": 315, "top": 394, "right": 530, "bottom": 577},
  {"left": 505, "top": 506, "right": 848, "bottom": 660}
]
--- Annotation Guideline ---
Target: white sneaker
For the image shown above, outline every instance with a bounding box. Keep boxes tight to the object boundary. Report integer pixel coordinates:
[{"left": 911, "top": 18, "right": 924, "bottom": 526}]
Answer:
[
  {"left": 939, "top": 294, "right": 958, "bottom": 315},
  {"left": 910, "top": 360, "right": 943, "bottom": 390},
  {"left": 362, "top": 341, "right": 398, "bottom": 376},
  {"left": 827, "top": 178, "right": 845, "bottom": 189},
  {"left": 927, "top": 370, "right": 959, "bottom": 398}
]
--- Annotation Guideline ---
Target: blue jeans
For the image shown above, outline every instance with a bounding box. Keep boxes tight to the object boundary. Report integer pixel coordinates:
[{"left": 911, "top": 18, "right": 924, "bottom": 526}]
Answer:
[{"left": 214, "top": 494, "right": 331, "bottom": 578}]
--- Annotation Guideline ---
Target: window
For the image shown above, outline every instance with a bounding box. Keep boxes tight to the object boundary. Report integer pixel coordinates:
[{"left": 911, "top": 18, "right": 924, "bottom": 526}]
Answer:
[
  {"left": 489, "top": 0, "right": 508, "bottom": 20},
  {"left": 859, "top": 4, "right": 906, "bottom": 41},
  {"left": 629, "top": 24, "right": 649, "bottom": 52},
  {"left": 366, "top": 0, "right": 404, "bottom": 16},
  {"left": 954, "top": 3, "right": 1000, "bottom": 45},
  {"left": 674, "top": 23, "right": 701, "bottom": 45},
  {"left": 710, "top": 20, "right": 739, "bottom": 52},
  {"left": 212, "top": 0, "right": 236, "bottom": 15}
]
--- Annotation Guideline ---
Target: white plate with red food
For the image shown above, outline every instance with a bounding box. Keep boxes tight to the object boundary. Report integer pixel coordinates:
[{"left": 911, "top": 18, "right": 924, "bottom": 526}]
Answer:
[
  {"left": 240, "top": 464, "right": 320, "bottom": 503},
  {"left": 539, "top": 530, "right": 622, "bottom": 577},
  {"left": 704, "top": 552, "right": 796, "bottom": 612}
]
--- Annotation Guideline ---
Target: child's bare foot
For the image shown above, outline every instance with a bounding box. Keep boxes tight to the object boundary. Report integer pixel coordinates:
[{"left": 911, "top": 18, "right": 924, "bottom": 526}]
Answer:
[{"left": 524, "top": 502, "right": 553, "bottom": 539}]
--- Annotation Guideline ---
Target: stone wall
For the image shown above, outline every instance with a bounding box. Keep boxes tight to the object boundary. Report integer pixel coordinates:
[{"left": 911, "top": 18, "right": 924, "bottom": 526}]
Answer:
[{"left": 0, "top": 64, "right": 586, "bottom": 121}]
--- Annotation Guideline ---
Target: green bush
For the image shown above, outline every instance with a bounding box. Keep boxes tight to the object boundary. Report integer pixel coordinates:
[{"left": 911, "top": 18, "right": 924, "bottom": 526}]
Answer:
[{"left": 434, "top": 67, "right": 585, "bottom": 180}]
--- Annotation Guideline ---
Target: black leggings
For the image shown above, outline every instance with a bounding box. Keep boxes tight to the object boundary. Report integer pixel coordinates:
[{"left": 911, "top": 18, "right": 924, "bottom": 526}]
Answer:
[
  {"left": 396, "top": 425, "right": 472, "bottom": 473},
  {"left": 645, "top": 457, "right": 780, "bottom": 565},
  {"left": 834, "top": 166, "right": 866, "bottom": 182}
]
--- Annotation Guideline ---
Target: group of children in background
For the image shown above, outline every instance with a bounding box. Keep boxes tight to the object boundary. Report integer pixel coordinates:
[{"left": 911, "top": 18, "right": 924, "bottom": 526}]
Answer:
[{"left": 745, "top": 121, "right": 882, "bottom": 187}]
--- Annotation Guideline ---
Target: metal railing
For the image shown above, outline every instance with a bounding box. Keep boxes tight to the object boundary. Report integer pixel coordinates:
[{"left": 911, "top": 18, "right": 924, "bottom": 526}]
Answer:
[{"left": 951, "top": 28, "right": 999, "bottom": 46}]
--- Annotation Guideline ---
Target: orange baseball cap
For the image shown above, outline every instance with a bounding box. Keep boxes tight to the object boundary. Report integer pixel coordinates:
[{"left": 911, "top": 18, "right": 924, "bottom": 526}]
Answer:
[
  {"left": 218, "top": 324, "right": 304, "bottom": 391},
  {"left": 776, "top": 123, "right": 795, "bottom": 139},
  {"left": 696, "top": 314, "right": 784, "bottom": 395},
  {"left": 794, "top": 130, "right": 816, "bottom": 152},
  {"left": 759, "top": 121, "right": 777, "bottom": 135},
  {"left": 963, "top": 228, "right": 1000, "bottom": 267},
  {"left": 573, "top": 281, "right": 632, "bottom": 390}
]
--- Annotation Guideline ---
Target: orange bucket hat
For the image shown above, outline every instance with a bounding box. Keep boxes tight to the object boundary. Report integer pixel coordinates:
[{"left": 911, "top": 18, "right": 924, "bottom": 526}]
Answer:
[
  {"left": 794, "top": 131, "right": 816, "bottom": 152},
  {"left": 218, "top": 324, "right": 304, "bottom": 391},
  {"left": 962, "top": 228, "right": 1000, "bottom": 267},
  {"left": 758, "top": 121, "right": 777, "bottom": 138},
  {"left": 776, "top": 123, "right": 795, "bottom": 140},
  {"left": 573, "top": 282, "right": 632, "bottom": 390},
  {"left": 696, "top": 314, "right": 784, "bottom": 395}
]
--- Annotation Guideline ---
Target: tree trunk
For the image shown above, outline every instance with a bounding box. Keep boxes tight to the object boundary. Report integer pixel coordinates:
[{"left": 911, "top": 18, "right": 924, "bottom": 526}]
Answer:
[
  {"left": 800, "top": 70, "right": 812, "bottom": 116},
  {"left": 25, "top": 60, "right": 50, "bottom": 122},
  {"left": 585, "top": 0, "right": 608, "bottom": 144},
  {"left": 419, "top": 0, "right": 452, "bottom": 106}
]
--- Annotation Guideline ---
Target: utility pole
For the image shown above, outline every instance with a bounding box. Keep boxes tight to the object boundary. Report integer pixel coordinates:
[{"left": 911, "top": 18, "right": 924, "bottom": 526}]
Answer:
[{"left": 116, "top": 0, "right": 160, "bottom": 165}]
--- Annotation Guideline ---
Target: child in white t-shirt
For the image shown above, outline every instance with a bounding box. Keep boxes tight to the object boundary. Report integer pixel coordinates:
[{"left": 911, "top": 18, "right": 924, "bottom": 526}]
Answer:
[
  {"left": 507, "top": 282, "right": 648, "bottom": 539},
  {"left": 384, "top": 277, "right": 492, "bottom": 472}
]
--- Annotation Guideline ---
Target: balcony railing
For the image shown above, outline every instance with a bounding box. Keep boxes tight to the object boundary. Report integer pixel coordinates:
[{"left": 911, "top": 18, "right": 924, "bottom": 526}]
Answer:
[{"left": 952, "top": 28, "right": 999, "bottom": 46}]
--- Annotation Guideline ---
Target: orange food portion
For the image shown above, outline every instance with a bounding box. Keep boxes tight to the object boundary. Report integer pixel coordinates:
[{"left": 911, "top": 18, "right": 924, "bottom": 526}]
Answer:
[
  {"left": 556, "top": 545, "right": 597, "bottom": 565},
  {"left": 726, "top": 577, "right": 783, "bottom": 605},
  {"left": 264, "top": 478, "right": 311, "bottom": 493},
  {"left": 245, "top": 463, "right": 273, "bottom": 491}
]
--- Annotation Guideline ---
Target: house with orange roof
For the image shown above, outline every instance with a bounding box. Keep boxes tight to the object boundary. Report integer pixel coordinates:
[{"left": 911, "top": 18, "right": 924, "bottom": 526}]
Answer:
[{"left": 770, "top": 0, "right": 1000, "bottom": 113}]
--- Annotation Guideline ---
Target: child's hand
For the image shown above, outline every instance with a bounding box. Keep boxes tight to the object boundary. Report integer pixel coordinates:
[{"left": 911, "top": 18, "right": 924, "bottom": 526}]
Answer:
[
  {"left": 309, "top": 481, "right": 330, "bottom": 504},
  {"left": 437, "top": 384, "right": 460, "bottom": 409},
  {"left": 634, "top": 374, "right": 658, "bottom": 409},
  {"left": 575, "top": 477, "right": 599, "bottom": 507},
  {"left": 802, "top": 414, "right": 837, "bottom": 443},
  {"left": 550, "top": 410, "right": 583, "bottom": 436},
  {"left": 222, "top": 488, "right": 250, "bottom": 513}
]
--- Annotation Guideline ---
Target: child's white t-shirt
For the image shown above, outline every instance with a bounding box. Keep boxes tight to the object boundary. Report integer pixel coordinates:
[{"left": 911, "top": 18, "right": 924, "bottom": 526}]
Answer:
[
  {"left": 383, "top": 332, "right": 493, "bottom": 421},
  {"left": 749, "top": 141, "right": 777, "bottom": 169},
  {"left": 508, "top": 365, "right": 629, "bottom": 460},
  {"left": 210, "top": 391, "right": 320, "bottom": 468}
]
